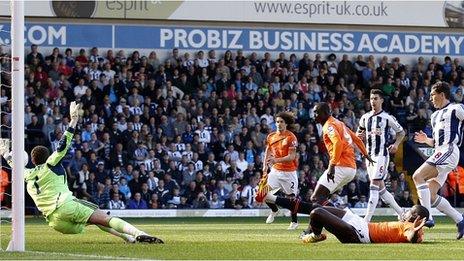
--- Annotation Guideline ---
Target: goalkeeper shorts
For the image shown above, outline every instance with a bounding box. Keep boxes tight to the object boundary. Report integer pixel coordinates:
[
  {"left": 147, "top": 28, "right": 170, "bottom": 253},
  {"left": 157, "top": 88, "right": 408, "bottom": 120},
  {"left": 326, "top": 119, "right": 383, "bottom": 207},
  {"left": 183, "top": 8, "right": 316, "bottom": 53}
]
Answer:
[{"left": 48, "top": 198, "right": 97, "bottom": 234}]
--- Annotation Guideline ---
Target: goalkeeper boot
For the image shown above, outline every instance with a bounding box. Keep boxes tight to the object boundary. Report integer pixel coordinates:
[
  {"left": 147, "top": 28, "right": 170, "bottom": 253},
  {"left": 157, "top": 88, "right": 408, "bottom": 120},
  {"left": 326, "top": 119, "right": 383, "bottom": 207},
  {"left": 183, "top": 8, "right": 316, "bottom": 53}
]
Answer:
[
  {"left": 301, "top": 232, "right": 327, "bottom": 244},
  {"left": 136, "top": 235, "right": 164, "bottom": 244}
]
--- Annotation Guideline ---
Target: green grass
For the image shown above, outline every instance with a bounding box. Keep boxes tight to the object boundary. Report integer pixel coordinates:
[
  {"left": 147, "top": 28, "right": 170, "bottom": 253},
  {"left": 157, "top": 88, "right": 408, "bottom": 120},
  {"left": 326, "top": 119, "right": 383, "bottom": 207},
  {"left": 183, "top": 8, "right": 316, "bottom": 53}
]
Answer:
[{"left": 1, "top": 216, "right": 464, "bottom": 260}]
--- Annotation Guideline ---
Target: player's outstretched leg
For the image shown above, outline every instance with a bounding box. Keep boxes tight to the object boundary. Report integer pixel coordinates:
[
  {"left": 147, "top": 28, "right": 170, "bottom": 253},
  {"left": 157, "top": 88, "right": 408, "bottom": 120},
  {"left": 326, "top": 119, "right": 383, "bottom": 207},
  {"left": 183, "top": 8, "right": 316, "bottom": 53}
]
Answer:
[
  {"left": 89, "top": 210, "right": 164, "bottom": 244},
  {"left": 432, "top": 195, "right": 464, "bottom": 239},
  {"left": 97, "top": 225, "right": 136, "bottom": 243},
  {"left": 304, "top": 207, "right": 360, "bottom": 244},
  {"left": 266, "top": 193, "right": 317, "bottom": 215}
]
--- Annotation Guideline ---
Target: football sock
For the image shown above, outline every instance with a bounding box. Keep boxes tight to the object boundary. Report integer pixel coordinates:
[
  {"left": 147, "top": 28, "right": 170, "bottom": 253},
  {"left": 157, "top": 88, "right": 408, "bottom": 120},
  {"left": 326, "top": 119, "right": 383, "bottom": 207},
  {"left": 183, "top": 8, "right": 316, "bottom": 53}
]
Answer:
[
  {"left": 379, "top": 187, "right": 403, "bottom": 215},
  {"left": 364, "top": 184, "right": 379, "bottom": 222},
  {"left": 275, "top": 197, "right": 314, "bottom": 214},
  {"left": 97, "top": 225, "right": 135, "bottom": 243},
  {"left": 291, "top": 212, "right": 298, "bottom": 223},
  {"left": 416, "top": 183, "right": 433, "bottom": 220},
  {"left": 109, "top": 217, "right": 146, "bottom": 237},
  {"left": 266, "top": 202, "right": 279, "bottom": 213},
  {"left": 433, "top": 196, "right": 463, "bottom": 223},
  {"left": 265, "top": 193, "right": 277, "bottom": 203}
]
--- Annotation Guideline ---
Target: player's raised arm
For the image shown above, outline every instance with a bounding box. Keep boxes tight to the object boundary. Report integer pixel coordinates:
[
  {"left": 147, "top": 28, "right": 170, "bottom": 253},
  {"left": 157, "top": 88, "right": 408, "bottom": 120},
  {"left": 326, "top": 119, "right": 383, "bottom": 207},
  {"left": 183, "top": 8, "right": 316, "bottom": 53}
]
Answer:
[
  {"left": 46, "top": 101, "right": 81, "bottom": 166},
  {"left": 405, "top": 217, "right": 426, "bottom": 243}
]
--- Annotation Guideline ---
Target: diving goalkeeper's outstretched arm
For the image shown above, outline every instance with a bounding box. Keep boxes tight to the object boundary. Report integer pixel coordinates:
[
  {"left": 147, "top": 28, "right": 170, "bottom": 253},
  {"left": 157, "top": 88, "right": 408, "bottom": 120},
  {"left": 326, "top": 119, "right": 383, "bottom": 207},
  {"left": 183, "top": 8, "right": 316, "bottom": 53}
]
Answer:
[{"left": 46, "top": 101, "right": 81, "bottom": 166}]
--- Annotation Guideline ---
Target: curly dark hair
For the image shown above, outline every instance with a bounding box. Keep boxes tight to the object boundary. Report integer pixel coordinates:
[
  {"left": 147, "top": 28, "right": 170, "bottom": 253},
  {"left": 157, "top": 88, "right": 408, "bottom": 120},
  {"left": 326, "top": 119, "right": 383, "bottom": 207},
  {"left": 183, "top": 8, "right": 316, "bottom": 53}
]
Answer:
[{"left": 275, "top": 111, "right": 296, "bottom": 132}]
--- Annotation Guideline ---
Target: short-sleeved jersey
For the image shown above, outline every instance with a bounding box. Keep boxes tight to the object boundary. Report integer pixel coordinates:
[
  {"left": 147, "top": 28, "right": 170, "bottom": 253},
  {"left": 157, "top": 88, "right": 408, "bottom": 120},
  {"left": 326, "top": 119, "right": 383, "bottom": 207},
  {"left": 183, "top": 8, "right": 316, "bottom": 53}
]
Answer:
[
  {"left": 323, "top": 116, "right": 368, "bottom": 169},
  {"left": 358, "top": 110, "right": 403, "bottom": 157},
  {"left": 368, "top": 221, "right": 424, "bottom": 243},
  {"left": 430, "top": 103, "right": 464, "bottom": 148},
  {"left": 24, "top": 128, "right": 75, "bottom": 217},
  {"left": 266, "top": 130, "right": 298, "bottom": 171}
]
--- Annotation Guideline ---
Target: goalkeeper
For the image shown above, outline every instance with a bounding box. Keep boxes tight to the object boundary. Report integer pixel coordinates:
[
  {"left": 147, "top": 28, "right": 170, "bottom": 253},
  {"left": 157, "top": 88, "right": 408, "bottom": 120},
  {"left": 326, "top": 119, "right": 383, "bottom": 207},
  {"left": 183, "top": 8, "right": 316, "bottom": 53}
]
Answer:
[{"left": 2, "top": 101, "right": 163, "bottom": 244}]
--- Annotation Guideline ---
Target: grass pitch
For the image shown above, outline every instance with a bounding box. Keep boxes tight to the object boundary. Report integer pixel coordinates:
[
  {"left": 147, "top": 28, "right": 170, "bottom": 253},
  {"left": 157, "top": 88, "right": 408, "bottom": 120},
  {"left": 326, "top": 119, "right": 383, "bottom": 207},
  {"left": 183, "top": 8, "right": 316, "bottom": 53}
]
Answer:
[{"left": 1, "top": 216, "right": 464, "bottom": 260}]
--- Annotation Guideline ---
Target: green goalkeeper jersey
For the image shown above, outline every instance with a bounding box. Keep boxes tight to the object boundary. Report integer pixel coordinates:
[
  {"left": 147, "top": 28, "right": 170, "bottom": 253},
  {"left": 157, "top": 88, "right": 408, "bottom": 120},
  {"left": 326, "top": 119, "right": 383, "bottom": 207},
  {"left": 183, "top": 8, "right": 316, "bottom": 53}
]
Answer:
[{"left": 24, "top": 128, "right": 75, "bottom": 217}]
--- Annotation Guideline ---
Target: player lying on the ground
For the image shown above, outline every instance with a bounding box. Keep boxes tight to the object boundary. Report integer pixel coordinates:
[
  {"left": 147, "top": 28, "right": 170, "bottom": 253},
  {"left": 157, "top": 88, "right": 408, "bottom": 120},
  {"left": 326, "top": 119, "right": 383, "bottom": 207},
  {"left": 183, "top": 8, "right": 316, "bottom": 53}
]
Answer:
[
  {"left": 1, "top": 101, "right": 163, "bottom": 244},
  {"left": 259, "top": 192, "right": 428, "bottom": 243},
  {"left": 300, "top": 205, "right": 428, "bottom": 244}
]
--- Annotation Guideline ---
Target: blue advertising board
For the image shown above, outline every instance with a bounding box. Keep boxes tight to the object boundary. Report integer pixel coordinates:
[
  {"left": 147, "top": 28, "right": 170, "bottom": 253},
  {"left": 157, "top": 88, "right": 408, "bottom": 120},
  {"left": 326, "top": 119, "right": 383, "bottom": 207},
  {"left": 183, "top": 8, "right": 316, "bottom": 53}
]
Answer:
[{"left": 1, "top": 23, "right": 463, "bottom": 56}]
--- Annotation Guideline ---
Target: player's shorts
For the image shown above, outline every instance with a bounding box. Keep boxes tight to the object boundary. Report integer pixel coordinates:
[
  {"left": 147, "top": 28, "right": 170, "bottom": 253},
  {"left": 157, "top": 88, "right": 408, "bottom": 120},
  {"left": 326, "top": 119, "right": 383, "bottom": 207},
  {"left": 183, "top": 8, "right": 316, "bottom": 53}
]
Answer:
[
  {"left": 341, "top": 208, "right": 371, "bottom": 243},
  {"left": 48, "top": 198, "right": 97, "bottom": 234},
  {"left": 268, "top": 168, "right": 298, "bottom": 196},
  {"left": 366, "top": 155, "right": 389, "bottom": 181},
  {"left": 318, "top": 166, "right": 356, "bottom": 194},
  {"left": 425, "top": 144, "right": 459, "bottom": 186}
]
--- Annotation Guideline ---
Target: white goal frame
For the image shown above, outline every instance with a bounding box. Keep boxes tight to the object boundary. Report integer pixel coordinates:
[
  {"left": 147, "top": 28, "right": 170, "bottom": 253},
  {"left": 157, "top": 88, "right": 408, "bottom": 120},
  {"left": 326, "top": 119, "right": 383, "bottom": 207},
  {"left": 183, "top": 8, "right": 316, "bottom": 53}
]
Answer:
[{"left": 6, "top": 0, "right": 25, "bottom": 252}]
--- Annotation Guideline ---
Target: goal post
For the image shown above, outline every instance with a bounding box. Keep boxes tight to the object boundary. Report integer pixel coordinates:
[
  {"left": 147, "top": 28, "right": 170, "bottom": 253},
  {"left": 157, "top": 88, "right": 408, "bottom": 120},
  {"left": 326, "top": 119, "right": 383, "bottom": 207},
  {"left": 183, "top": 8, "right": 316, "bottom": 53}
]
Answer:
[{"left": 6, "top": 0, "right": 25, "bottom": 252}]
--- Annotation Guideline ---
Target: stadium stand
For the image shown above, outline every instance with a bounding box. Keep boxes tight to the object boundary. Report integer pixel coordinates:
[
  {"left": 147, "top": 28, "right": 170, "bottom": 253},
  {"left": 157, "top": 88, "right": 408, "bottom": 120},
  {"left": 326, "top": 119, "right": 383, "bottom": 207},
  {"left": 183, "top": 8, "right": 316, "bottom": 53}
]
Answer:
[{"left": 1, "top": 45, "right": 463, "bottom": 211}]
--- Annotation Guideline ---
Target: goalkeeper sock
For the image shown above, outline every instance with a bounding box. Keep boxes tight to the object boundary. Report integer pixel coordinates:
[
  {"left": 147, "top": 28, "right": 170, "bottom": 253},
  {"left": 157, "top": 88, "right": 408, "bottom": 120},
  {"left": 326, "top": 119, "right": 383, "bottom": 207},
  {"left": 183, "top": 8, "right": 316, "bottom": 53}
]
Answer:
[
  {"left": 364, "top": 184, "right": 379, "bottom": 222},
  {"left": 97, "top": 225, "right": 135, "bottom": 243},
  {"left": 109, "top": 217, "right": 146, "bottom": 237}
]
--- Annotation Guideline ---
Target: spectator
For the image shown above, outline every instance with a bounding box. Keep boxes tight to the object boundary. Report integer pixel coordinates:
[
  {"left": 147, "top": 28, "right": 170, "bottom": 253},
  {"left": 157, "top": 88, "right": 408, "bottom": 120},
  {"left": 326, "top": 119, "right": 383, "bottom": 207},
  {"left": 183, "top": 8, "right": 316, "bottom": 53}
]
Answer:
[
  {"left": 108, "top": 193, "right": 126, "bottom": 210},
  {"left": 398, "top": 190, "right": 414, "bottom": 208},
  {"left": 354, "top": 195, "right": 368, "bottom": 208},
  {"left": 209, "top": 192, "right": 223, "bottom": 209},
  {"left": 128, "top": 192, "right": 148, "bottom": 209}
]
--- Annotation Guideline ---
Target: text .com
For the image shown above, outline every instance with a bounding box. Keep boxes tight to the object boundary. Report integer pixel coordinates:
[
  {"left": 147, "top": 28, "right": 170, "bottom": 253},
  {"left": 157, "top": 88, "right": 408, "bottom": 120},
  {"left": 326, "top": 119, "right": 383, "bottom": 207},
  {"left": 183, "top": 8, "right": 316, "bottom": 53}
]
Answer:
[{"left": 253, "top": 1, "right": 388, "bottom": 18}]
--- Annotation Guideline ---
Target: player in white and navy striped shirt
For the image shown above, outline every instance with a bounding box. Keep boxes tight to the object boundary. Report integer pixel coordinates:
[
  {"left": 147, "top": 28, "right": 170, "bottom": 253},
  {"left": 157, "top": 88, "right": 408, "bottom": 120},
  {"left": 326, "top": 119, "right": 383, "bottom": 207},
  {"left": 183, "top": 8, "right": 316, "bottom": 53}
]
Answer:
[
  {"left": 357, "top": 89, "right": 406, "bottom": 222},
  {"left": 413, "top": 82, "right": 464, "bottom": 238}
]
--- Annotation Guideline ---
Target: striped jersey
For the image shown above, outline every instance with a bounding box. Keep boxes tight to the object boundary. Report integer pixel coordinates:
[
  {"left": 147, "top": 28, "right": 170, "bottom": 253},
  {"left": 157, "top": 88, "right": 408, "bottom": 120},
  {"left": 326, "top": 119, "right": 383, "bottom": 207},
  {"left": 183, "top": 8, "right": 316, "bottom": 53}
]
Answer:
[
  {"left": 358, "top": 110, "right": 403, "bottom": 157},
  {"left": 430, "top": 103, "right": 464, "bottom": 148}
]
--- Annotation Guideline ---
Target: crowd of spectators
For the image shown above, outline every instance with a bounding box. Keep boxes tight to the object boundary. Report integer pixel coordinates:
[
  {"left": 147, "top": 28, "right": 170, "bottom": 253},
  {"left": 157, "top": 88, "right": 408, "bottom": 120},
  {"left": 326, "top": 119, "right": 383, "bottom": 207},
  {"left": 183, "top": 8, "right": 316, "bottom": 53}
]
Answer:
[{"left": 1, "top": 43, "right": 464, "bottom": 210}]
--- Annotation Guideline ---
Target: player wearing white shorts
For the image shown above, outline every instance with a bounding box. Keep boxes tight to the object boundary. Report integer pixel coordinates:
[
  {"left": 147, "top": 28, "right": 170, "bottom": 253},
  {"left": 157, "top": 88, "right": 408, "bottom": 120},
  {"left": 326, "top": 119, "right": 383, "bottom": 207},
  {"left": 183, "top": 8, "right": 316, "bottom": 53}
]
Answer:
[
  {"left": 357, "top": 89, "right": 405, "bottom": 222},
  {"left": 311, "top": 102, "right": 373, "bottom": 206},
  {"left": 413, "top": 82, "right": 464, "bottom": 239},
  {"left": 258, "top": 112, "right": 299, "bottom": 230}
]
